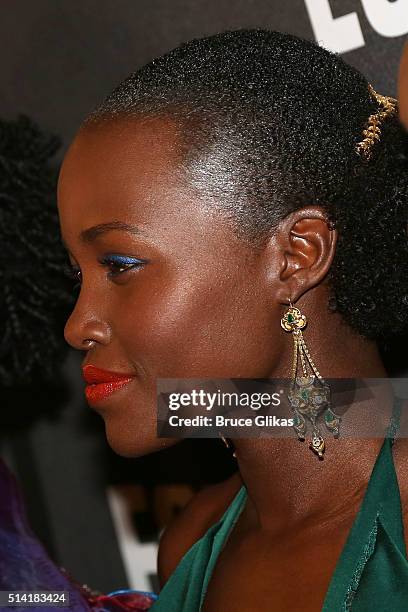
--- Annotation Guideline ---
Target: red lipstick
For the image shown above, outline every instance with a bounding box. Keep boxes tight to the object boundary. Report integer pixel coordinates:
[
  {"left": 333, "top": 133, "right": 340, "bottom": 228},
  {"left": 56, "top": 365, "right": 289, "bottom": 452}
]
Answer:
[{"left": 82, "top": 364, "right": 135, "bottom": 404}]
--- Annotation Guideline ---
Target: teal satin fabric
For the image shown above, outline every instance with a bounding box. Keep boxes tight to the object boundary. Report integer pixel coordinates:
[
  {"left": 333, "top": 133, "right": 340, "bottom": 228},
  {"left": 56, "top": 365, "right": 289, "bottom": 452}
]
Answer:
[
  {"left": 152, "top": 396, "right": 408, "bottom": 611},
  {"left": 323, "top": 395, "right": 408, "bottom": 611}
]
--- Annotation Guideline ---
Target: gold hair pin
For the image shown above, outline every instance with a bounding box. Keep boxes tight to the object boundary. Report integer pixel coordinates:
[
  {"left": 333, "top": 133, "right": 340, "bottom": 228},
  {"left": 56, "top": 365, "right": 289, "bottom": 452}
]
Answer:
[{"left": 355, "top": 84, "right": 398, "bottom": 161}]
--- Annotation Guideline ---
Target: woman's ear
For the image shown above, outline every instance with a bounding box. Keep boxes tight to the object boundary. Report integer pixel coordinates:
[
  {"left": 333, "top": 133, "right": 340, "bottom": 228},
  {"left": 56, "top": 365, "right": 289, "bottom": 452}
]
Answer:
[{"left": 273, "top": 206, "right": 337, "bottom": 304}]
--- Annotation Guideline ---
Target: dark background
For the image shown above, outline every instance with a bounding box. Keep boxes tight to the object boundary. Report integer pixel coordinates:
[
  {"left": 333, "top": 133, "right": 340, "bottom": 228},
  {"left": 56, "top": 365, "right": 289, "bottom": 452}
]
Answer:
[
  {"left": 1, "top": 0, "right": 406, "bottom": 151},
  {"left": 0, "top": 0, "right": 407, "bottom": 595}
]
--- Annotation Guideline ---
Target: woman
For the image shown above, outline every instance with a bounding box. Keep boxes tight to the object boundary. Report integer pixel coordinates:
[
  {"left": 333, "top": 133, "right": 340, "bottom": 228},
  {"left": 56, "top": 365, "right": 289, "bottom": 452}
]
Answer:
[{"left": 58, "top": 29, "right": 408, "bottom": 610}]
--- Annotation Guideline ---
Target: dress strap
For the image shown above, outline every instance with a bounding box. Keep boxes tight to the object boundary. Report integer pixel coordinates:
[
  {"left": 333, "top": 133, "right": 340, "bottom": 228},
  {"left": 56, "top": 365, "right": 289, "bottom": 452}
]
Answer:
[
  {"left": 323, "top": 393, "right": 407, "bottom": 611},
  {"left": 199, "top": 485, "right": 247, "bottom": 609}
]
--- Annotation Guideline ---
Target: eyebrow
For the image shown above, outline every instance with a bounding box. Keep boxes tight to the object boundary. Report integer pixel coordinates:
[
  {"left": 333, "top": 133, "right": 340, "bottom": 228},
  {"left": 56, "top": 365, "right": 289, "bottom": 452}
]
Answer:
[{"left": 80, "top": 221, "right": 145, "bottom": 243}]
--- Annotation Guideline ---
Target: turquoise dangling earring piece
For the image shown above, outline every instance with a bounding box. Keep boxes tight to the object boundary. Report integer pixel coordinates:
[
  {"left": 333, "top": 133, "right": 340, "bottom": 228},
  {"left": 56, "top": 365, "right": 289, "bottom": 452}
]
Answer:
[{"left": 280, "top": 298, "right": 341, "bottom": 459}]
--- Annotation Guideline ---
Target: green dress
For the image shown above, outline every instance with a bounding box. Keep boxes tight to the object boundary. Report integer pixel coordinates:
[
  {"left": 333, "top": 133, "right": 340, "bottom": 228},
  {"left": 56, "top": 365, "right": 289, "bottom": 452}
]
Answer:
[{"left": 151, "top": 396, "right": 408, "bottom": 611}]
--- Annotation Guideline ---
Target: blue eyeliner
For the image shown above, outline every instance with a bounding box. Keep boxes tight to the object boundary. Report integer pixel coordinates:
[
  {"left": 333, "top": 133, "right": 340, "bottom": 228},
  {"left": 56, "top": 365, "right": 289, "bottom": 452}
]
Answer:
[
  {"left": 99, "top": 253, "right": 149, "bottom": 278},
  {"left": 102, "top": 254, "right": 148, "bottom": 265}
]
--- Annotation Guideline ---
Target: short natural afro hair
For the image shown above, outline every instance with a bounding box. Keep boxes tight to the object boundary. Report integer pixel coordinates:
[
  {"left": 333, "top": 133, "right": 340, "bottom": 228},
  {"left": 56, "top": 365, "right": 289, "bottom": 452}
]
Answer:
[{"left": 84, "top": 29, "right": 408, "bottom": 345}]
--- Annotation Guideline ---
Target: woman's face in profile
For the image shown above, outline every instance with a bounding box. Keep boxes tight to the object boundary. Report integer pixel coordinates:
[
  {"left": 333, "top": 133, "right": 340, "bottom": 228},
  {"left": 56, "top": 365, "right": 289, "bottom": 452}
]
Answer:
[{"left": 57, "top": 115, "right": 281, "bottom": 457}]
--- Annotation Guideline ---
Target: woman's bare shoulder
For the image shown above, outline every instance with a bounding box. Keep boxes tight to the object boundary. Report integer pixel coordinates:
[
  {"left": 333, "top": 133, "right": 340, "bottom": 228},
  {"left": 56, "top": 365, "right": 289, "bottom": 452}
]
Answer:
[{"left": 157, "top": 470, "right": 242, "bottom": 588}]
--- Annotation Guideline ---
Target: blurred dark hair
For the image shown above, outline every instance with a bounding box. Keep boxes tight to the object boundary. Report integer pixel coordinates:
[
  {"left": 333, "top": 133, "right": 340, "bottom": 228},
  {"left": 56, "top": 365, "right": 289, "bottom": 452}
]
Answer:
[{"left": 0, "top": 115, "right": 73, "bottom": 427}]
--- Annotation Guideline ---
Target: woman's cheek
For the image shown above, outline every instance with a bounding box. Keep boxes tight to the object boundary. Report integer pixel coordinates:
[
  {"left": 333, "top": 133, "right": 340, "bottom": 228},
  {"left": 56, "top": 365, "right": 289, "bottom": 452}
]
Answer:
[{"left": 110, "top": 258, "right": 270, "bottom": 377}]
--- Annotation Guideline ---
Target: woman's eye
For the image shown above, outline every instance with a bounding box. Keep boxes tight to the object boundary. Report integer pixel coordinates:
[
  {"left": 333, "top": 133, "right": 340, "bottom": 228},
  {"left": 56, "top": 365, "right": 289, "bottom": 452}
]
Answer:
[{"left": 100, "top": 255, "right": 148, "bottom": 279}]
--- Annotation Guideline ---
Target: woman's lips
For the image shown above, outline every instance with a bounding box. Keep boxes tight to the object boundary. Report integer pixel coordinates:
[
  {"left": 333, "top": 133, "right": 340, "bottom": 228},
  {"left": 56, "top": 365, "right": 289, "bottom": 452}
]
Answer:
[{"left": 82, "top": 364, "right": 135, "bottom": 404}]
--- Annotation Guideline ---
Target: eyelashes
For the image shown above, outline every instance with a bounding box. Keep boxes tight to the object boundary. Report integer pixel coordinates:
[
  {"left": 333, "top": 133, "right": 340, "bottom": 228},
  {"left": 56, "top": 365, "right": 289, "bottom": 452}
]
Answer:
[
  {"left": 64, "top": 264, "right": 82, "bottom": 291},
  {"left": 64, "top": 254, "right": 148, "bottom": 290}
]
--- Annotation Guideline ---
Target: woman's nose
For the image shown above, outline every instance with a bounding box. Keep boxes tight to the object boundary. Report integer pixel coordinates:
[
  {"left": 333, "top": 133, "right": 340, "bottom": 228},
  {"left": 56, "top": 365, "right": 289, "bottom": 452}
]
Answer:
[{"left": 64, "top": 303, "right": 111, "bottom": 351}]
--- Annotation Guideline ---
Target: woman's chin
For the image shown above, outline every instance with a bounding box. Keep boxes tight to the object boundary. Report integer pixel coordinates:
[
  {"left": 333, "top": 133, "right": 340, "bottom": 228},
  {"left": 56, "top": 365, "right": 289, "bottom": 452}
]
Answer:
[{"left": 104, "top": 422, "right": 179, "bottom": 458}]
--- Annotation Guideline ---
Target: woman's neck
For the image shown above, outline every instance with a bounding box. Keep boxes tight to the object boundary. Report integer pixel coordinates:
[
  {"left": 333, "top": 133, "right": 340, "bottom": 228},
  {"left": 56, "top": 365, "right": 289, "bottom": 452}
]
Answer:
[{"left": 232, "top": 314, "right": 393, "bottom": 535}]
